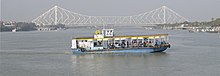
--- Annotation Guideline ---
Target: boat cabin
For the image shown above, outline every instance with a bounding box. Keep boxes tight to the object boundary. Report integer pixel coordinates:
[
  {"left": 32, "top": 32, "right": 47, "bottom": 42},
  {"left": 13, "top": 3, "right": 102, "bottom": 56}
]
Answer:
[{"left": 71, "top": 29, "right": 169, "bottom": 51}]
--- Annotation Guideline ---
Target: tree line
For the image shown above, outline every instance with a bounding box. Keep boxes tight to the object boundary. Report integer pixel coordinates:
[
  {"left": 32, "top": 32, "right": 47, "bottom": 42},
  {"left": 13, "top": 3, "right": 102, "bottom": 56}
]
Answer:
[{"left": 158, "top": 18, "right": 220, "bottom": 27}]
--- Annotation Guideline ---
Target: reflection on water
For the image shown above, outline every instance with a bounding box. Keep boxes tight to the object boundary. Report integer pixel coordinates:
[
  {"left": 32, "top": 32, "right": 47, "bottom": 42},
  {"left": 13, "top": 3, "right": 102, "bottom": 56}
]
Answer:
[
  {"left": 70, "top": 53, "right": 169, "bottom": 76},
  {"left": 71, "top": 52, "right": 168, "bottom": 60}
]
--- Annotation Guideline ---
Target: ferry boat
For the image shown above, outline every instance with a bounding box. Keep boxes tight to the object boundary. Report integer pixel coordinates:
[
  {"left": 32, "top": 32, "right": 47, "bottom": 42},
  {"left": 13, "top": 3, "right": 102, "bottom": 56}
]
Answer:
[{"left": 71, "top": 29, "right": 170, "bottom": 54}]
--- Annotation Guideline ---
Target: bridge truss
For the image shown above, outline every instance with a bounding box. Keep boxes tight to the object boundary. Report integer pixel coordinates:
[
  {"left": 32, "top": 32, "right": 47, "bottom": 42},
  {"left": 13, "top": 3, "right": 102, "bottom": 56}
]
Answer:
[{"left": 32, "top": 6, "right": 188, "bottom": 26}]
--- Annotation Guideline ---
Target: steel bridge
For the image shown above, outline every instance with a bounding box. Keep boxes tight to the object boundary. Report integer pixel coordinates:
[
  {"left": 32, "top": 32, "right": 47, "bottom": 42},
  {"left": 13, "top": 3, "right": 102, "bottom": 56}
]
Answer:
[{"left": 32, "top": 6, "right": 188, "bottom": 26}]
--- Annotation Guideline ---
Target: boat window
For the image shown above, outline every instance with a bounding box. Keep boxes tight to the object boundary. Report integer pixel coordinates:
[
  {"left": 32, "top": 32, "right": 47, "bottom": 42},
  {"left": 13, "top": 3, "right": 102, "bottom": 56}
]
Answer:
[
  {"left": 98, "top": 41, "right": 103, "bottom": 46},
  {"left": 94, "top": 42, "right": 97, "bottom": 47},
  {"left": 147, "top": 39, "right": 154, "bottom": 47},
  {"left": 94, "top": 41, "right": 103, "bottom": 47}
]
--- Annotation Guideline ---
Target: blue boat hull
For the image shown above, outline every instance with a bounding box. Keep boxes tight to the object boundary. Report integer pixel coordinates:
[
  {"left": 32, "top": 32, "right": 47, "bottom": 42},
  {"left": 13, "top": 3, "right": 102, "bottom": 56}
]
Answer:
[{"left": 72, "top": 46, "right": 168, "bottom": 54}]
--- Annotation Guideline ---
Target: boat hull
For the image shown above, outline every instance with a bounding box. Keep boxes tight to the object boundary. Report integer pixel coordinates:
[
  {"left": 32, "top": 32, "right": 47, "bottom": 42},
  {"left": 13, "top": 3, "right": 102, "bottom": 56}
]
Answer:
[{"left": 72, "top": 46, "right": 168, "bottom": 54}]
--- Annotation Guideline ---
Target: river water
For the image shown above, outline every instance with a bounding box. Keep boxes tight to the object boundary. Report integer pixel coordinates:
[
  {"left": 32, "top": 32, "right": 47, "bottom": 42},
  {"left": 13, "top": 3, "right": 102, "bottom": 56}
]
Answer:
[{"left": 1, "top": 26, "right": 220, "bottom": 76}]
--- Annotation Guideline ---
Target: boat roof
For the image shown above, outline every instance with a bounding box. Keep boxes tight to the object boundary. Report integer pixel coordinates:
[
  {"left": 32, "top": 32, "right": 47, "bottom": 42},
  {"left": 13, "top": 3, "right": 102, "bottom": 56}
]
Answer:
[{"left": 73, "top": 34, "right": 168, "bottom": 40}]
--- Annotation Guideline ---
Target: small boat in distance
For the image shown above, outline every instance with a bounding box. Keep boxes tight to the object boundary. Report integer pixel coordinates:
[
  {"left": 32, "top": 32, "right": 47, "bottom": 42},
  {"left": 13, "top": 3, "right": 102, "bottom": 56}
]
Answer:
[
  {"left": 71, "top": 29, "right": 170, "bottom": 54},
  {"left": 12, "top": 28, "right": 17, "bottom": 32}
]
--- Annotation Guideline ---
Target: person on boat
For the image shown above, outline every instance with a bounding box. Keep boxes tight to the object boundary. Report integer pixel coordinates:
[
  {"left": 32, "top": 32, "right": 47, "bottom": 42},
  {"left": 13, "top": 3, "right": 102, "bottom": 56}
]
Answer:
[
  {"left": 138, "top": 41, "right": 144, "bottom": 47},
  {"left": 98, "top": 41, "right": 102, "bottom": 46},
  {"left": 126, "top": 41, "right": 129, "bottom": 48},
  {"left": 155, "top": 39, "right": 161, "bottom": 46},
  {"left": 132, "top": 40, "right": 134, "bottom": 47},
  {"left": 154, "top": 42, "right": 159, "bottom": 46},
  {"left": 162, "top": 40, "right": 166, "bottom": 44},
  {"left": 114, "top": 42, "right": 120, "bottom": 48},
  {"left": 168, "top": 43, "right": 171, "bottom": 48},
  {"left": 108, "top": 43, "right": 114, "bottom": 49},
  {"left": 160, "top": 40, "right": 165, "bottom": 46},
  {"left": 80, "top": 47, "right": 86, "bottom": 52},
  {"left": 121, "top": 40, "right": 126, "bottom": 48},
  {"left": 76, "top": 40, "right": 79, "bottom": 48},
  {"left": 78, "top": 41, "right": 84, "bottom": 48},
  {"left": 94, "top": 42, "right": 97, "bottom": 47},
  {"left": 149, "top": 41, "right": 153, "bottom": 47},
  {"left": 144, "top": 41, "right": 149, "bottom": 47},
  {"left": 132, "top": 40, "right": 137, "bottom": 47}
]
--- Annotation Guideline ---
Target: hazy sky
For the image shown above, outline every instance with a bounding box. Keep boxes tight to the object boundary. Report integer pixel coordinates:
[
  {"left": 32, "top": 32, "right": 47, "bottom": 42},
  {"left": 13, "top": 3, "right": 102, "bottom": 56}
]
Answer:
[{"left": 1, "top": 0, "right": 220, "bottom": 22}]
